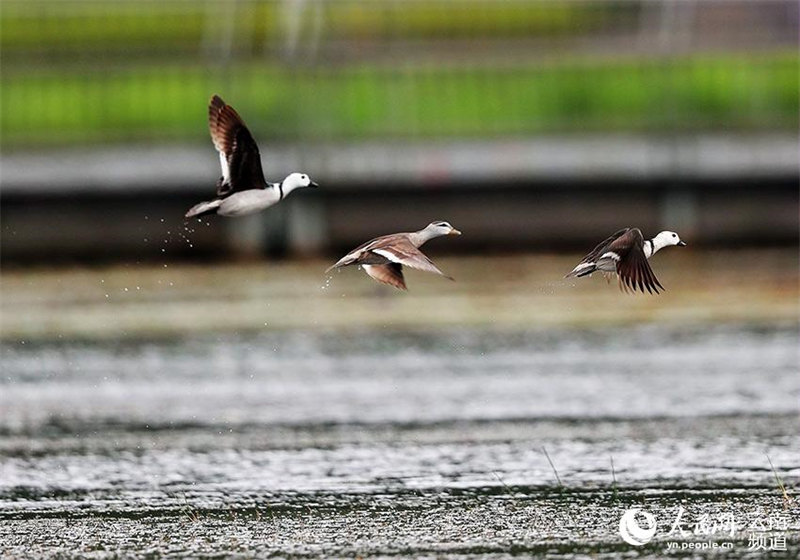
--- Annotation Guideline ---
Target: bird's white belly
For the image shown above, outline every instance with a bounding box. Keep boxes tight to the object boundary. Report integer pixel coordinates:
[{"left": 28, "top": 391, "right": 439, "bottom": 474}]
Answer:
[{"left": 217, "top": 189, "right": 279, "bottom": 217}]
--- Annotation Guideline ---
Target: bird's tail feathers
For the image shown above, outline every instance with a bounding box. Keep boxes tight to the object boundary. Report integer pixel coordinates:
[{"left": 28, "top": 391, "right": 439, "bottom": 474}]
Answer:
[
  {"left": 565, "top": 262, "right": 596, "bottom": 278},
  {"left": 325, "top": 255, "right": 358, "bottom": 274},
  {"left": 185, "top": 199, "right": 223, "bottom": 219}
]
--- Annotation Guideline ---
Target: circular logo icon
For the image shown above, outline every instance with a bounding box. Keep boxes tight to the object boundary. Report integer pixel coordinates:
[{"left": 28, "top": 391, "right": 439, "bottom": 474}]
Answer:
[{"left": 619, "top": 508, "right": 657, "bottom": 546}]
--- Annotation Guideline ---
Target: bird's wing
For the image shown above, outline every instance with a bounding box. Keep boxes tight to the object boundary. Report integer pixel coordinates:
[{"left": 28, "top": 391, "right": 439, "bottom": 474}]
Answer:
[
  {"left": 363, "top": 263, "right": 407, "bottom": 290},
  {"left": 326, "top": 234, "right": 397, "bottom": 271},
  {"left": 606, "top": 229, "right": 664, "bottom": 294},
  {"left": 326, "top": 233, "right": 410, "bottom": 271},
  {"left": 208, "top": 95, "right": 268, "bottom": 196},
  {"left": 369, "top": 237, "right": 453, "bottom": 279},
  {"left": 565, "top": 228, "right": 630, "bottom": 278},
  {"left": 579, "top": 228, "right": 630, "bottom": 264}
]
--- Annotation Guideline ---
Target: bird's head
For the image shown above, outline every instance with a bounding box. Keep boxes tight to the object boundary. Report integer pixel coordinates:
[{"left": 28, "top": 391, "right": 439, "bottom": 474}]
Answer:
[
  {"left": 654, "top": 230, "right": 686, "bottom": 248},
  {"left": 425, "top": 221, "right": 462, "bottom": 237},
  {"left": 282, "top": 172, "right": 319, "bottom": 195}
]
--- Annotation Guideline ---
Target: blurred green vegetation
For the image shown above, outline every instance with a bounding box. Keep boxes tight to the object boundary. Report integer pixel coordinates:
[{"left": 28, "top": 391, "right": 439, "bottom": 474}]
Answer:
[
  {"left": 1, "top": 1, "right": 797, "bottom": 148},
  {"left": 3, "top": 54, "right": 796, "bottom": 147},
  {"left": 0, "top": 1, "right": 632, "bottom": 53}
]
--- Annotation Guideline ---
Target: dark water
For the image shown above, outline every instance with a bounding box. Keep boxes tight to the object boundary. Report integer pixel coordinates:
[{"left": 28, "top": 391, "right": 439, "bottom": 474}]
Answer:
[{"left": 1, "top": 324, "right": 798, "bottom": 558}]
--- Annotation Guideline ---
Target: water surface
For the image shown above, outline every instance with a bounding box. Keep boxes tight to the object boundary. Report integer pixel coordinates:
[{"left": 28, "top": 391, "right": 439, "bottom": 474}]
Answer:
[{"left": 1, "top": 324, "right": 798, "bottom": 558}]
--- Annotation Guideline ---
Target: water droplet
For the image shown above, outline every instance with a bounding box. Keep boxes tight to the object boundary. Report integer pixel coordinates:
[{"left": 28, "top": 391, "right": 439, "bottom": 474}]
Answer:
[{"left": 320, "top": 275, "right": 333, "bottom": 291}]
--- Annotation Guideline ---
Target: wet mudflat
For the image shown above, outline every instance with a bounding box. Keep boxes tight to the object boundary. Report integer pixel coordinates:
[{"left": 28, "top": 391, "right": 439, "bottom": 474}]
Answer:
[{"left": 1, "top": 323, "right": 798, "bottom": 558}]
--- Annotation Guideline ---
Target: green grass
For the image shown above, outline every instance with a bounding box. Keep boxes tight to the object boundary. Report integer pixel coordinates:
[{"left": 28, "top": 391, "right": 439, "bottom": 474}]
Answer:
[
  {"left": 0, "top": 1, "right": 631, "bottom": 54},
  {"left": 1, "top": 52, "right": 797, "bottom": 148},
  {"left": 1, "top": 2, "right": 795, "bottom": 147}
]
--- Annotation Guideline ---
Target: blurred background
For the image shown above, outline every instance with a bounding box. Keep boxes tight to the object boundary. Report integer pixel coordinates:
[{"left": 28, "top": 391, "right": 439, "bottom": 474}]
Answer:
[
  {"left": 1, "top": 3, "right": 798, "bottom": 555},
  {"left": 2, "top": 0, "right": 797, "bottom": 262}
]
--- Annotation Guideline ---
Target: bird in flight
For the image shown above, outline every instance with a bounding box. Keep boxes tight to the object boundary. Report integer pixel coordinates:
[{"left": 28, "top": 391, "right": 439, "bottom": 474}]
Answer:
[
  {"left": 565, "top": 228, "right": 686, "bottom": 294},
  {"left": 185, "top": 95, "right": 318, "bottom": 219},
  {"left": 327, "top": 221, "right": 462, "bottom": 290}
]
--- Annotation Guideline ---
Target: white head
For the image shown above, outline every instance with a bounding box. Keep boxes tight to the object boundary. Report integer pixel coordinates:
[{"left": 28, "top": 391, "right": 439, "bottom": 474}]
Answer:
[
  {"left": 652, "top": 230, "right": 686, "bottom": 252},
  {"left": 423, "top": 221, "right": 462, "bottom": 237},
  {"left": 281, "top": 172, "right": 318, "bottom": 195}
]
